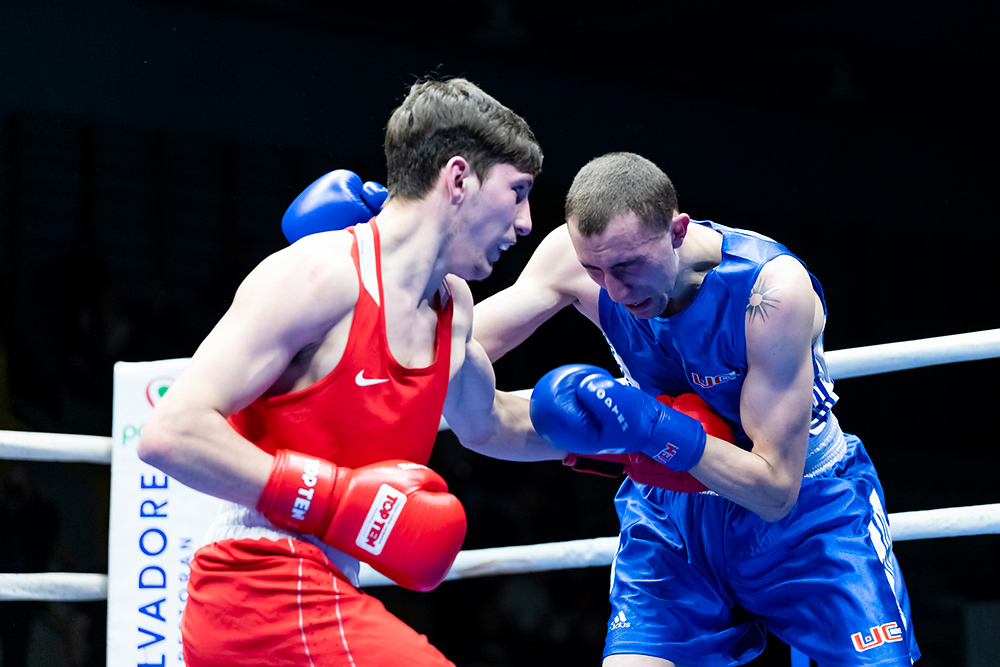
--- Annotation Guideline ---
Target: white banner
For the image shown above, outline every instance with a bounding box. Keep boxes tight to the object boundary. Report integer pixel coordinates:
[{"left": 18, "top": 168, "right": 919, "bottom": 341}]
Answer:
[{"left": 107, "top": 359, "right": 220, "bottom": 667}]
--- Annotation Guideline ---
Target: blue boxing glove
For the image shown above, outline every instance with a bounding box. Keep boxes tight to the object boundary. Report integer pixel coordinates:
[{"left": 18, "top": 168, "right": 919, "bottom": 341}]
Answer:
[
  {"left": 530, "top": 364, "right": 707, "bottom": 472},
  {"left": 282, "top": 170, "right": 388, "bottom": 243}
]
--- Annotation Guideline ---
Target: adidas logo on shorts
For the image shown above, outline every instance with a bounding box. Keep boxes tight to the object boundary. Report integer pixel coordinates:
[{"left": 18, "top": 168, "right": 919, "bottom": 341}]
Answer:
[{"left": 609, "top": 610, "right": 631, "bottom": 631}]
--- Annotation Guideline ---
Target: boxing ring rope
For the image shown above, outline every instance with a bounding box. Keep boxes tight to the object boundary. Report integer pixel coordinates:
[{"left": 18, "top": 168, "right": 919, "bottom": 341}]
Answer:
[{"left": 2, "top": 327, "right": 1000, "bottom": 601}]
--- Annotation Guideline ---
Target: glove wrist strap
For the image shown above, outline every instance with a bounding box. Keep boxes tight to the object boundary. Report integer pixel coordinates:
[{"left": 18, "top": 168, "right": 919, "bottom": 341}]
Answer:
[
  {"left": 257, "top": 449, "right": 337, "bottom": 535},
  {"left": 642, "top": 409, "right": 707, "bottom": 472}
]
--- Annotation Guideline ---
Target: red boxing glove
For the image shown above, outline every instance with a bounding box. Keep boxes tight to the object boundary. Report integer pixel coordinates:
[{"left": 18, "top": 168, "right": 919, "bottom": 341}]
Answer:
[
  {"left": 623, "top": 452, "right": 710, "bottom": 493},
  {"left": 563, "top": 393, "right": 733, "bottom": 493},
  {"left": 561, "top": 452, "right": 629, "bottom": 478},
  {"left": 668, "top": 393, "right": 734, "bottom": 442},
  {"left": 257, "top": 451, "right": 466, "bottom": 592}
]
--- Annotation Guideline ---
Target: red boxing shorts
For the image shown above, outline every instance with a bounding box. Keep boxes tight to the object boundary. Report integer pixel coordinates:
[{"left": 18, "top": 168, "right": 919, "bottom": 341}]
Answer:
[{"left": 182, "top": 537, "right": 455, "bottom": 667}]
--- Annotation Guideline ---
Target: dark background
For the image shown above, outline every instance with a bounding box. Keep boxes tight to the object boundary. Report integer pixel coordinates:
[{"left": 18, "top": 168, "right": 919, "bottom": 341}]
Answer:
[{"left": 1, "top": 1, "right": 998, "bottom": 665}]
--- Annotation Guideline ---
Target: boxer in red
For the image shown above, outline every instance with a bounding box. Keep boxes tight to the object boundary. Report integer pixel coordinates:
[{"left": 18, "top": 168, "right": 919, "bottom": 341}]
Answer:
[{"left": 138, "top": 77, "right": 560, "bottom": 666}]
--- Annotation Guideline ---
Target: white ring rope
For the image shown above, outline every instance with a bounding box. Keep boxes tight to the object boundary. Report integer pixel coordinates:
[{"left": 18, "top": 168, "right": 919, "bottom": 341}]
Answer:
[
  {"left": 3, "top": 328, "right": 1000, "bottom": 460},
  {"left": 0, "top": 573, "right": 108, "bottom": 602},
  {"left": 357, "top": 502, "right": 1000, "bottom": 588},
  {"left": 2, "top": 328, "right": 1000, "bottom": 601},
  {"left": 824, "top": 328, "right": 1000, "bottom": 380},
  {"left": 473, "top": 503, "right": 1000, "bottom": 572},
  {"left": 0, "top": 429, "right": 112, "bottom": 463},
  {"left": 3, "top": 504, "right": 999, "bottom": 600}
]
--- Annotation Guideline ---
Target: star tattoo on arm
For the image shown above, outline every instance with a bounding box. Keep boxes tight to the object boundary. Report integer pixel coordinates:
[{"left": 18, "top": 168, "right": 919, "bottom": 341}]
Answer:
[{"left": 746, "top": 279, "right": 780, "bottom": 322}]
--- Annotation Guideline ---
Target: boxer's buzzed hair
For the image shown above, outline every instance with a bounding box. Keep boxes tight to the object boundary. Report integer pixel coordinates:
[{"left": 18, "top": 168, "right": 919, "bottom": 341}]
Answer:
[{"left": 565, "top": 152, "right": 678, "bottom": 236}]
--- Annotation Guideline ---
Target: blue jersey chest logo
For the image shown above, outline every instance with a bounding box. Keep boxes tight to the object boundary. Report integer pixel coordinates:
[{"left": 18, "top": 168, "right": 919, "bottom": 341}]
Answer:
[{"left": 690, "top": 369, "right": 741, "bottom": 389}]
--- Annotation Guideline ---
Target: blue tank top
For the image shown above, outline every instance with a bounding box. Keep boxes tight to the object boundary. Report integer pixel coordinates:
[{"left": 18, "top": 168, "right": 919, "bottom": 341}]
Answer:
[{"left": 599, "top": 221, "right": 845, "bottom": 476}]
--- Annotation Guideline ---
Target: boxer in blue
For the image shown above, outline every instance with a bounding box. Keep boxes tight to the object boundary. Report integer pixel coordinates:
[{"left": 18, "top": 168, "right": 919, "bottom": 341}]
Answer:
[
  {"left": 473, "top": 152, "right": 920, "bottom": 666},
  {"left": 288, "top": 151, "right": 919, "bottom": 665}
]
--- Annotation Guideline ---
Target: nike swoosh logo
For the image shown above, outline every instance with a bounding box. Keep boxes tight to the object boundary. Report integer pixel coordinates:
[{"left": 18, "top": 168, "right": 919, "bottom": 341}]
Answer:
[{"left": 355, "top": 370, "right": 389, "bottom": 387}]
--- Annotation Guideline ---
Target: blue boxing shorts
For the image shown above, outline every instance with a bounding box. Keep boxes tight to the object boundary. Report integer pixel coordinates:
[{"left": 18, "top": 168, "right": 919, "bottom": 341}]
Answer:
[{"left": 605, "top": 435, "right": 920, "bottom": 666}]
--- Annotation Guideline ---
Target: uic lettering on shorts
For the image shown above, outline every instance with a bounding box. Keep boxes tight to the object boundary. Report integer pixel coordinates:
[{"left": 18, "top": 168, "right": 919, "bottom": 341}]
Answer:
[{"left": 851, "top": 622, "right": 903, "bottom": 652}]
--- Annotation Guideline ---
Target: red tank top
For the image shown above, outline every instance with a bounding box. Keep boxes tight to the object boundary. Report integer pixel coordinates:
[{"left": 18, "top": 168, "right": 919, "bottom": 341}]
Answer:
[{"left": 228, "top": 220, "right": 453, "bottom": 468}]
